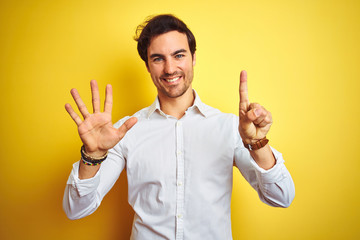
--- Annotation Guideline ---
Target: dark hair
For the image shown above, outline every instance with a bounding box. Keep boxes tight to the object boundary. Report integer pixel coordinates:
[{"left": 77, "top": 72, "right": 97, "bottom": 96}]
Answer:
[{"left": 134, "top": 14, "right": 196, "bottom": 65}]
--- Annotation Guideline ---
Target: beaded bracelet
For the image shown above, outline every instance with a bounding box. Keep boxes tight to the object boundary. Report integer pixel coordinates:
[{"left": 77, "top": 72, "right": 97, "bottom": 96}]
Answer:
[
  {"left": 80, "top": 145, "right": 108, "bottom": 166},
  {"left": 82, "top": 159, "right": 102, "bottom": 166}
]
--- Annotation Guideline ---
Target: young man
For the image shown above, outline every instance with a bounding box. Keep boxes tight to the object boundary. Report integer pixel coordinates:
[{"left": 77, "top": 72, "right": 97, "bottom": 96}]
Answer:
[{"left": 63, "top": 14, "right": 295, "bottom": 240}]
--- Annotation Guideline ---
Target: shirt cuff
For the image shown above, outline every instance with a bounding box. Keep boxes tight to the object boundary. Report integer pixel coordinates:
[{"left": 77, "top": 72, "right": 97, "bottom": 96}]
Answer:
[
  {"left": 66, "top": 161, "right": 101, "bottom": 197},
  {"left": 249, "top": 146, "right": 287, "bottom": 184}
]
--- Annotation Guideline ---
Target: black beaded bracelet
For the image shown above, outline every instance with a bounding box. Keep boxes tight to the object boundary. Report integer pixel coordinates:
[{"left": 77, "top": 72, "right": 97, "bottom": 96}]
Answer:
[{"left": 80, "top": 145, "right": 108, "bottom": 165}]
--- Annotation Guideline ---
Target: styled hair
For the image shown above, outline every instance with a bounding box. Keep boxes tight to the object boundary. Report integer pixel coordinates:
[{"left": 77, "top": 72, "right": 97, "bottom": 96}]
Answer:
[{"left": 134, "top": 14, "right": 196, "bottom": 65}]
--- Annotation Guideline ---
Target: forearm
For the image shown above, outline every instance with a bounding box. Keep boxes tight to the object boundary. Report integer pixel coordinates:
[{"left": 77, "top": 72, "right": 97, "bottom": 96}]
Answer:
[
  {"left": 79, "top": 161, "right": 100, "bottom": 179},
  {"left": 79, "top": 146, "right": 108, "bottom": 179},
  {"left": 63, "top": 161, "right": 102, "bottom": 219},
  {"left": 63, "top": 147, "right": 126, "bottom": 219},
  {"left": 250, "top": 145, "right": 295, "bottom": 207},
  {"left": 234, "top": 145, "right": 295, "bottom": 208},
  {"left": 257, "top": 169, "right": 295, "bottom": 208},
  {"left": 249, "top": 143, "right": 276, "bottom": 170},
  {"left": 63, "top": 183, "right": 100, "bottom": 219}
]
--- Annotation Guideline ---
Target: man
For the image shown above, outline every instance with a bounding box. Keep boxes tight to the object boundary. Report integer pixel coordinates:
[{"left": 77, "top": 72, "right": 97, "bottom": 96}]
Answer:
[{"left": 63, "top": 14, "right": 295, "bottom": 240}]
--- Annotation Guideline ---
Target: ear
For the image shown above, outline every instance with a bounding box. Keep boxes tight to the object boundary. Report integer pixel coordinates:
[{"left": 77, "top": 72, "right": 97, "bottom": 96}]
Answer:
[{"left": 192, "top": 53, "right": 196, "bottom": 66}]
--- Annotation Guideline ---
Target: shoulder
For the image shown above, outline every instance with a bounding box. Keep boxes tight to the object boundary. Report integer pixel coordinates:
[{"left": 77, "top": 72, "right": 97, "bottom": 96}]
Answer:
[
  {"left": 200, "top": 101, "right": 237, "bottom": 121},
  {"left": 113, "top": 106, "right": 152, "bottom": 129},
  {"left": 202, "top": 101, "right": 241, "bottom": 131}
]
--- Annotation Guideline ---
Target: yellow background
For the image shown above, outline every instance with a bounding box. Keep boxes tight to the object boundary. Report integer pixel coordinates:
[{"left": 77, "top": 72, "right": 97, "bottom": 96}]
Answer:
[{"left": 1, "top": 0, "right": 359, "bottom": 239}]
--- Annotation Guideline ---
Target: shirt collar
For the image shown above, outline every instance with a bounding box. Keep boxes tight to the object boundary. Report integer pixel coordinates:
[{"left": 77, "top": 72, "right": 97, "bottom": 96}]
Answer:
[{"left": 146, "top": 90, "right": 209, "bottom": 119}]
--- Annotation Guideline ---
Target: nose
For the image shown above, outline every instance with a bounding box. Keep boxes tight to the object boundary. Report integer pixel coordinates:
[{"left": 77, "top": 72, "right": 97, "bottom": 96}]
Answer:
[{"left": 164, "top": 59, "right": 176, "bottom": 75}]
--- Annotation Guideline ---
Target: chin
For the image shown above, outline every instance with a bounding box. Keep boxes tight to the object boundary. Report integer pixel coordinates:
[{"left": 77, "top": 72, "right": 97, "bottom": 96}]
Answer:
[{"left": 164, "top": 85, "right": 191, "bottom": 98}]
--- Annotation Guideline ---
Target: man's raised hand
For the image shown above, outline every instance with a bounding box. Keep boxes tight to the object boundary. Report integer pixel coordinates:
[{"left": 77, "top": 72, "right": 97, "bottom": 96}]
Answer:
[
  {"left": 239, "top": 70, "right": 272, "bottom": 144},
  {"left": 65, "top": 80, "right": 137, "bottom": 157}
]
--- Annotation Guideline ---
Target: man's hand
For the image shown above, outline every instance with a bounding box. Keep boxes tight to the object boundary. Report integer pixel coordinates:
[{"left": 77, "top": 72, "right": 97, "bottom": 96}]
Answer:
[
  {"left": 65, "top": 80, "right": 137, "bottom": 157},
  {"left": 239, "top": 70, "right": 272, "bottom": 144}
]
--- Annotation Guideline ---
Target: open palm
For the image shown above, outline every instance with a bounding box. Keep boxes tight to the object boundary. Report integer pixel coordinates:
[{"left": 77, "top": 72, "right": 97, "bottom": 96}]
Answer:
[{"left": 65, "top": 80, "right": 137, "bottom": 157}]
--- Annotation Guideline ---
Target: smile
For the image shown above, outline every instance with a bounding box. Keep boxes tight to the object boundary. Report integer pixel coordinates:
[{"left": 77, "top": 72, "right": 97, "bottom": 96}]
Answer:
[{"left": 163, "top": 76, "right": 181, "bottom": 83}]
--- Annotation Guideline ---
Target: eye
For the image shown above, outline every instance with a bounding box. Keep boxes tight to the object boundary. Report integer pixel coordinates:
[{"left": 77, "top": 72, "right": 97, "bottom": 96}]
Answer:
[
  {"left": 153, "top": 57, "right": 163, "bottom": 62},
  {"left": 175, "top": 54, "right": 185, "bottom": 59}
]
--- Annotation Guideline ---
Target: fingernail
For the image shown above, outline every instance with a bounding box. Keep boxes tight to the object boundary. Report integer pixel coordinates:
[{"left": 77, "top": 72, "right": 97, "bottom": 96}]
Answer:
[{"left": 254, "top": 108, "right": 261, "bottom": 117}]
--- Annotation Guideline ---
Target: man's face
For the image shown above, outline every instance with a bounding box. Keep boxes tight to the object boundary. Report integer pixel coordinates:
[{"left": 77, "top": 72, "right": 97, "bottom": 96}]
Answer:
[{"left": 146, "top": 31, "right": 196, "bottom": 100}]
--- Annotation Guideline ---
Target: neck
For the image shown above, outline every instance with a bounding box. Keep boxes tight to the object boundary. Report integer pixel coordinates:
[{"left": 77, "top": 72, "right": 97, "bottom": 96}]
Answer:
[{"left": 158, "top": 87, "right": 194, "bottom": 119}]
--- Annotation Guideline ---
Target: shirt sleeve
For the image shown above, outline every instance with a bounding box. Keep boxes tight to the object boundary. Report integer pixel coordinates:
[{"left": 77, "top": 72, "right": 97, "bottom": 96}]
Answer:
[
  {"left": 232, "top": 116, "right": 295, "bottom": 208},
  {"left": 62, "top": 118, "right": 129, "bottom": 220}
]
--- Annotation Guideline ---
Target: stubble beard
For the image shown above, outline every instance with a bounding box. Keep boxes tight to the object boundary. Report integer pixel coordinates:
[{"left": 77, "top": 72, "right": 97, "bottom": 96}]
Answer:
[{"left": 157, "top": 70, "right": 193, "bottom": 99}]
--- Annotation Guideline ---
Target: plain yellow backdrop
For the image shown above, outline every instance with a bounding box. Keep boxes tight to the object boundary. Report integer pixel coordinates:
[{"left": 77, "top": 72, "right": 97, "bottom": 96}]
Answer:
[{"left": 1, "top": 0, "right": 359, "bottom": 239}]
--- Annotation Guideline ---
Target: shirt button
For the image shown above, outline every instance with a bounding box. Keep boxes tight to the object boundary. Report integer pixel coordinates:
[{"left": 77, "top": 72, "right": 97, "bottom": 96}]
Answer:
[
  {"left": 177, "top": 150, "right": 181, "bottom": 156},
  {"left": 176, "top": 121, "right": 182, "bottom": 127},
  {"left": 177, "top": 214, "right": 183, "bottom": 219},
  {"left": 177, "top": 181, "right": 183, "bottom": 186}
]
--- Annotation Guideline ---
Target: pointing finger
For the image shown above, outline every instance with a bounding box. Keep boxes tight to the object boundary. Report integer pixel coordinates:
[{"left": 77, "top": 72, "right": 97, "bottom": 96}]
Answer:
[{"left": 239, "top": 70, "right": 250, "bottom": 112}]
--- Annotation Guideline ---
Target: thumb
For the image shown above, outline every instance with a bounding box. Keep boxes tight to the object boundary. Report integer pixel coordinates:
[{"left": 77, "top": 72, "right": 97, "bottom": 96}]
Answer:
[
  {"left": 245, "top": 108, "right": 261, "bottom": 122},
  {"left": 118, "top": 117, "right": 138, "bottom": 139}
]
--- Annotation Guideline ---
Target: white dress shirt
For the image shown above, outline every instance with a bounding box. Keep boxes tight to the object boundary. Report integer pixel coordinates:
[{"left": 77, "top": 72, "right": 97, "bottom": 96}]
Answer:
[{"left": 63, "top": 91, "right": 295, "bottom": 240}]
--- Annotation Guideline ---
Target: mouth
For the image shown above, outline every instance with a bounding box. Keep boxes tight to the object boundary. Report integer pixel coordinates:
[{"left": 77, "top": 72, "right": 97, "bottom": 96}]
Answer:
[{"left": 162, "top": 76, "right": 181, "bottom": 83}]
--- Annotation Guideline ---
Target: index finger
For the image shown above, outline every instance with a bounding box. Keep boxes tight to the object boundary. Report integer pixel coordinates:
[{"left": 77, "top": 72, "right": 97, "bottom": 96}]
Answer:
[{"left": 239, "top": 70, "right": 250, "bottom": 111}]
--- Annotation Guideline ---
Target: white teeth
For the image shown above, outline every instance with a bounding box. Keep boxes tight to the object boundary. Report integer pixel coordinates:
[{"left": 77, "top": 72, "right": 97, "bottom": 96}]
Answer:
[{"left": 165, "top": 76, "right": 180, "bottom": 83}]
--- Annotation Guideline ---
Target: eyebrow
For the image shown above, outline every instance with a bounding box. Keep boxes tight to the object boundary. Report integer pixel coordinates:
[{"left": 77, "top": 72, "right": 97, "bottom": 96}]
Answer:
[
  {"left": 172, "top": 49, "right": 187, "bottom": 56},
  {"left": 149, "top": 49, "right": 188, "bottom": 59}
]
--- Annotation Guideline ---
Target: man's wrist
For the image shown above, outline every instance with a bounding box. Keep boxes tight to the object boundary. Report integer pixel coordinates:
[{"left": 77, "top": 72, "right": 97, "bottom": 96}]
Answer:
[
  {"left": 83, "top": 146, "right": 108, "bottom": 158},
  {"left": 248, "top": 144, "right": 276, "bottom": 170},
  {"left": 81, "top": 146, "right": 108, "bottom": 166},
  {"left": 243, "top": 137, "right": 269, "bottom": 151}
]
